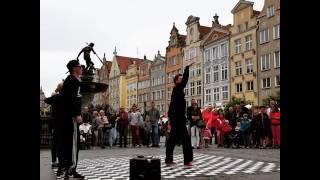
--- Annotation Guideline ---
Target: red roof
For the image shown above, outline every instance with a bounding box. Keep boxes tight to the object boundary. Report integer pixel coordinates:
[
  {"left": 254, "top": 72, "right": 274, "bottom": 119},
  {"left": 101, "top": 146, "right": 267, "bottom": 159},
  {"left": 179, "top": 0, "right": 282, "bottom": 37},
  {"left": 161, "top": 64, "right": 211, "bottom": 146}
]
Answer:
[
  {"left": 116, "top": 56, "right": 143, "bottom": 74},
  {"left": 199, "top": 26, "right": 211, "bottom": 39}
]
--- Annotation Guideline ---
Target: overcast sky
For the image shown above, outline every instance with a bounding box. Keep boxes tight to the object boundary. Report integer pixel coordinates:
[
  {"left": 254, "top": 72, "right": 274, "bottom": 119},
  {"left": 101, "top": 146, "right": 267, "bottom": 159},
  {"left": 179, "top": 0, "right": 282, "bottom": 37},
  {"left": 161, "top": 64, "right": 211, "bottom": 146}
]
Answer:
[{"left": 40, "top": 0, "right": 264, "bottom": 97}]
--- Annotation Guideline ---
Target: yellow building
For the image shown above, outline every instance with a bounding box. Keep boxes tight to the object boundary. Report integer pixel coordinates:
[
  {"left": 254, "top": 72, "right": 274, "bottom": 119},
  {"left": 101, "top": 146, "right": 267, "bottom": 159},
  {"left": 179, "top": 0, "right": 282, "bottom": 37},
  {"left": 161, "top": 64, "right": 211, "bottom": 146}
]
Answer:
[
  {"left": 108, "top": 48, "right": 143, "bottom": 111},
  {"left": 230, "top": 0, "right": 260, "bottom": 105},
  {"left": 125, "top": 61, "right": 140, "bottom": 110}
]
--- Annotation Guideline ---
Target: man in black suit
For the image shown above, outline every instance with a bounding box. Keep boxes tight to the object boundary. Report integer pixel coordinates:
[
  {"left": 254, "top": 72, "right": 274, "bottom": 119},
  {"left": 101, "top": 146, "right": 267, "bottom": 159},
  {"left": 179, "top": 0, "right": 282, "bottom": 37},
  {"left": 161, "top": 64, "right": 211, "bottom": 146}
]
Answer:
[
  {"left": 60, "top": 60, "right": 84, "bottom": 179},
  {"left": 165, "top": 62, "right": 194, "bottom": 168}
]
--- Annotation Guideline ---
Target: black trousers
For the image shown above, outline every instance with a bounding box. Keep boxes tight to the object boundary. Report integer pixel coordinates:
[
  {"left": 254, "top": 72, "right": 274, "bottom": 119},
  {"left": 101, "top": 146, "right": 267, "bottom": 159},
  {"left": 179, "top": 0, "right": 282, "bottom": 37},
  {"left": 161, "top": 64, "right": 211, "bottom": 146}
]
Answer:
[
  {"left": 210, "top": 127, "right": 217, "bottom": 144},
  {"left": 165, "top": 125, "right": 193, "bottom": 165},
  {"left": 51, "top": 129, "right": 58, "bottom": 163},
  {"left": 118, "top": 125, "right": 128, "bottom": 147},
  {"left": 59, "top": 121, "right": 80, "bottom": 172}
]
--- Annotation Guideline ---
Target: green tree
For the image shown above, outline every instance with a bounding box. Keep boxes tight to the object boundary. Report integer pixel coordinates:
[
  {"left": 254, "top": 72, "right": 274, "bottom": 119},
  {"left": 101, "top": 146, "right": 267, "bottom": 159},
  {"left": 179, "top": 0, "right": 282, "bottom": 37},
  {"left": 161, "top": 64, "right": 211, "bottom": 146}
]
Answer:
[{"left": 262, "top": 91, "right": 280, "bottom": 107}]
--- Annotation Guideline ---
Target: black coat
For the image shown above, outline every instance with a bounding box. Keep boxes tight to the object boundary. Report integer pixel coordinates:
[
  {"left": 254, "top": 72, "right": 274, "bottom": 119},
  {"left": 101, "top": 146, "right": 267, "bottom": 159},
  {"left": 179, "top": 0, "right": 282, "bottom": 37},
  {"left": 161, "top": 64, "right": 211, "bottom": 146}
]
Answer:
[
  {"left": 187, "top": 106, "right": 202, "bottom": 127},
  {"left": 60, "top": 74, "right": 82, "bottom": 131},
  {"left": 44, "top": 93, "right": 63, "bottom": 131},
  {"left": 168, "top": 66, "right": 189, "bottom": 127}
]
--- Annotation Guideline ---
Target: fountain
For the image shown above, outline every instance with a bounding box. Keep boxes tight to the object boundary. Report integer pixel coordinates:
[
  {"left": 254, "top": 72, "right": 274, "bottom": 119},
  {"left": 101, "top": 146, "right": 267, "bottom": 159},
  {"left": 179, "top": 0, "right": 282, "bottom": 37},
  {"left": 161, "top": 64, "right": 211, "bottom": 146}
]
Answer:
[{"left": 80, "top": 70, "right": 108, "bottom": 108}]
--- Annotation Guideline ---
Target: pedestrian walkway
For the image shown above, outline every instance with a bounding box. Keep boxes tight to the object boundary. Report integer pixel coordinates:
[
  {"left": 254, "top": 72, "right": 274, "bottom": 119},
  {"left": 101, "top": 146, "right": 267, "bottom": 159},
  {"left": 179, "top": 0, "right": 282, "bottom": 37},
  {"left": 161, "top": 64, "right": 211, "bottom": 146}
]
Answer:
[{"left": 53, "top": 153, "right": 280, "bottom": 180}]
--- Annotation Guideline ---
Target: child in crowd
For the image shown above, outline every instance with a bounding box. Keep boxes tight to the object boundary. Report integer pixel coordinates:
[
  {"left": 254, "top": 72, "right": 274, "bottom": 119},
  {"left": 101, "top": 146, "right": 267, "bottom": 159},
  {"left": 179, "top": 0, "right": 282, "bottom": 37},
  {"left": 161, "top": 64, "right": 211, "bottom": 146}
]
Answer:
[
  {"left": 202, "top": 126, "right": 212, "bottom": 148},
  {"left": 240, "top": 114, "right": 251, "bottom": 148}
]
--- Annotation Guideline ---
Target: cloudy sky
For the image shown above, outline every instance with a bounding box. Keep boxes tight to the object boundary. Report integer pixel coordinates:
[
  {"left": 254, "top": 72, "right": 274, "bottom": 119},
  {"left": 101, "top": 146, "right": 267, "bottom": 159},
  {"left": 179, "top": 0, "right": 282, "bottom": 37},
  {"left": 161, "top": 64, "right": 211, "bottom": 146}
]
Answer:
[{"left": 40, "top": 0, "right": 264, "bottom": 97}]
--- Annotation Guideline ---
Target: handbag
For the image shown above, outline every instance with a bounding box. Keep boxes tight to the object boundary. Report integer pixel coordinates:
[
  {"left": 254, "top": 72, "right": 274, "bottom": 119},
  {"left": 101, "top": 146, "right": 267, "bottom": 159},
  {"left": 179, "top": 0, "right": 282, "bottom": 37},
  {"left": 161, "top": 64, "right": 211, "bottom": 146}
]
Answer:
[{"left": 197, "top": 119, "right": 206, "bottom": 128}]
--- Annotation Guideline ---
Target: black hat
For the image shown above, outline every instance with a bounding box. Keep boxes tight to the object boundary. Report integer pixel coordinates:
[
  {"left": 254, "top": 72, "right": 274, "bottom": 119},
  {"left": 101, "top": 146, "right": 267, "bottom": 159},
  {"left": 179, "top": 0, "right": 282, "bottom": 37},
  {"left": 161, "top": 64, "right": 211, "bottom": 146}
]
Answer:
[{"left": 66, "top": 60, "right": 80, "bottom": 72}]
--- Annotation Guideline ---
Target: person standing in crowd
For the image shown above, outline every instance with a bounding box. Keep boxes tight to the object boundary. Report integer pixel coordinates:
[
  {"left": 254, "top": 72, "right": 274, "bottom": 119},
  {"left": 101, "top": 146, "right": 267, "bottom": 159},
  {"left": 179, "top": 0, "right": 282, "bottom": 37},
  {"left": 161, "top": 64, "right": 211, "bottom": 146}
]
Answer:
[
  {"left": 165, "top": 63, "right": 194, "bottom": 168},
  {"left": 91, "top": 111, "right": 99, "bottom": 147},
  {"left": 216, "top": 109, "right": 226, "bottom": 147},
  {"left": 202, "top": 104, "right": 214, "bottom": 145},
  {"left": 226, "top": 106, "right": 237, "bottom": 131},
  {"left": 97, "top": 110, "right": 109, "bottom": 149},
  {"left": 142, "top": 114, "right": 152, "bottom": 147},
  {"left": 59, "top": 60, "right": 84, "bottom": 179},
  {"left": 108, "top": 111, "right": 118, "bottom": 148},
  {"left": 187, "top": 99, "right": 202, "bottom": 149},
  {"left": 266, "top": 100, "right": 276, "bottom": 118},
  {"left": 250, "top": 106, "right": 261, "bottom": 148},
  {"left": 44, "top": 82, "right": 64, "bottom": 170},
  {"left": 129, "top": 104, "right": 143, "bottom": 148},
  {"left": 270, "top": 104, "right": 280, "bottom": 148},
  {"left": 258, "top": 106, "right": 271, "bottom": 149},
  {"left": 81, "top": 106, "right": 92, "bottom": 124},
  {"left": 211, "top": 109, "right": 219, "bottom": 145},
  {"left": 202, "top": 126, "right": 212, "bottom": 148},
  {"left": 146, "top": 102, "right": 161, "bottom": 147},
  {"left": 240, "top": 101, "right": 249, "bottom": 116},
  {"left": 240, "top": 114, "right": 251, "bottom": 148},
  {"left": 117, "top": 107, "right": 129, "bottom": 148}
]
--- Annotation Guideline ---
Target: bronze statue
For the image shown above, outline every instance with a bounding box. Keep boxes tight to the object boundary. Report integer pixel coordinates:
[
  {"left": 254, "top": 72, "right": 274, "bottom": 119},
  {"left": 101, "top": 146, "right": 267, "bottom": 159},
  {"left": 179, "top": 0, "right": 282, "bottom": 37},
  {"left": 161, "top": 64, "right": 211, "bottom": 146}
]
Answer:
[{"left": 77, "top": 43, "right": 96, "bottom": 73}]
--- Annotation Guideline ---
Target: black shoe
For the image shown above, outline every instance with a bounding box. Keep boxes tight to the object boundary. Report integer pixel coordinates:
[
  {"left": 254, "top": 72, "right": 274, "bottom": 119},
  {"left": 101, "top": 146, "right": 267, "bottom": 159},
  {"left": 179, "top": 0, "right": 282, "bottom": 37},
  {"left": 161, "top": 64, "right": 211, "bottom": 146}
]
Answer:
[
  {"left": 71, "top": 171, "right": 84, "bottom": 179},
  {"left": 56, "top": 168, "right": 64, "bottom": 176},
  {"left": 51, "top": 162, "right": 58, "bottom": 169}
]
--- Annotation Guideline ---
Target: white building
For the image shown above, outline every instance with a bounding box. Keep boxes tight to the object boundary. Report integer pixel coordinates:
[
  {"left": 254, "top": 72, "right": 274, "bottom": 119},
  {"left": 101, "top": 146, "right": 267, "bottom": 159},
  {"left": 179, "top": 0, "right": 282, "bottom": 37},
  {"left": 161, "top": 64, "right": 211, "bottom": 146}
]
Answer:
[{"left": 201, "top": 14, "right": 231, "bottom": 107}]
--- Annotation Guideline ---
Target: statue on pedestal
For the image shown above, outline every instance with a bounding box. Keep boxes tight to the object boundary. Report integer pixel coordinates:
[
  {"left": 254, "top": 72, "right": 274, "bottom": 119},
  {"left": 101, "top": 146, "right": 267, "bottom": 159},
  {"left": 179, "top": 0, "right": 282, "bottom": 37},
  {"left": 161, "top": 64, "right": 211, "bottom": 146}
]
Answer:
[{"left": 77, "top": 42, "right": 96, "bottom": 75}]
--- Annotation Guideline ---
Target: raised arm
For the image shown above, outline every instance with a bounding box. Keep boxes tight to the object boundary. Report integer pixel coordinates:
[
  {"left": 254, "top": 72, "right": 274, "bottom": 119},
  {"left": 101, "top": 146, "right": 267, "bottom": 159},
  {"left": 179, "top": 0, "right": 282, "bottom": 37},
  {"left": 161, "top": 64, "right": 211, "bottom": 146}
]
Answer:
[{"left": 178, "top": 66, "right": 189, "bottom": 89}]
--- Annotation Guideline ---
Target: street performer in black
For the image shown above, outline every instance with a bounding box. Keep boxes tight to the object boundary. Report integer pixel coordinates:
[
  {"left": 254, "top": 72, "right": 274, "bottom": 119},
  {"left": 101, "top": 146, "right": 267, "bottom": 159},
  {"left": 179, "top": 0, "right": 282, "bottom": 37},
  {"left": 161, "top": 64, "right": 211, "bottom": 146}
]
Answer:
[
  {"left": 165, "top": 62, "right": 194, "bottom": 168},
  {"left": 60, "top": 60, "right": 84, "bottom": 179}
]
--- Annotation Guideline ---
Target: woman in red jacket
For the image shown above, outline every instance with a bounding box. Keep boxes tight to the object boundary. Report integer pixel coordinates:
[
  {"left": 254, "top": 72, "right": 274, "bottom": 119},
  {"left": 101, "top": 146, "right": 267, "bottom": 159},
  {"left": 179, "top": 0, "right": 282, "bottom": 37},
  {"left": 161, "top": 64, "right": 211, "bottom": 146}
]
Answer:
[
  {"left": 211, "top": 109, "right": 219, "bottom": 145},
  {"left": 270, "top": 104, "right": 280, "bottom": 148}
]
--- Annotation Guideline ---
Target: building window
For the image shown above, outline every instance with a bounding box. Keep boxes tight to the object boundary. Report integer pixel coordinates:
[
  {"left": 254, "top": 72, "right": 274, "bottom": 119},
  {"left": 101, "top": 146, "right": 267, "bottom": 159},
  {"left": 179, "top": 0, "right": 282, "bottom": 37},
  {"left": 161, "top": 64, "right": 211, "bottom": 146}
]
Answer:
[
  {"left": 246, "top": 59, "right": 253, "bottom": 73},
  {"left": 274, "top": 51, "right": 280, "bottom": 68},
  {"left": 237, "top": 25, "right": 241, "bottom": 32},
  {"left": 236, "top": 83, "right": 242, "bottom": 93},
  {"left": 245, "top": 35, "right": 253, "bottom": 51},
  {"left": 275, "top": 75, "right": 280, "bottom": 87},
  {"left": 273, "top": 24, "right": 280, "bottom": 39},
  {"left": 190, "top": 47, "right": 197, "bottom": 59},
  {"left": 213, "top": 88, "right": 220, "bottom": 101},
  {"left": 205, "top": 89, "right": 212, "bottom": 103},
  {"left": 261, "top": 54, "right": 271, "bottom": 71},
  {"left": 172, "top": 56, "right": 177, "bottom": 65},
  {"left": 161, "top": 104, "right": 164, "bottom": 112},
  {"left": 162, "top": 90, "right": 165, "bottom": 99},
  {"left": 157, "top": 91, "right": 160, "bottom": 100},
  {"left": 221, "top": 64, "right": 228, "bottom": 81},
  {"left": 247, "top": 81, "right": 254, "bottom": 91},
  {"left": 235, "top": 39, "right": 241, "bottom": 53},
  {"left": 196, "top": 64, "right": 201, "bottom": 76},
  {"left": 213, "top": 65, "right": 219, "bottom": 82},
  {"left": 190, "top": 82, "right": 195, "bottom": 96},
  {"left": 267, "top": 5, "right": 275, "bottom": 17},
  {"left": 212, "top": 47, "right": 218, "bottom": 60},
  {"left": 221, "top": 43, "right": 227, "bottom": 57},
  {"left": 196, "top": 81, "right": 201, "bottom": 95},
  {"left": 222, "top": 86, "right": 229, "bottom": 100},
  {"left": 152, "top": 92, "right": 156, "bottom": 100},
  {"left": 184, "top": 84, "right": 189, "bottom": 96},
  {"left": 205, "top": 49, "right": 211, "bottom": 62},
  {"left": 262, "top": 78, "right": 271, "bottom": 89},
  {"left": 235, "top": 61, "right": 242, "bottom": 76},
  {"left": 259, "top": 29, "right": 269, "bottom": 44},
  {"left": 205, "top": 67, "right": 211, "bottom": 84},
  {"left": 245, "top": 21, "right": 248, "bottom": 30}
]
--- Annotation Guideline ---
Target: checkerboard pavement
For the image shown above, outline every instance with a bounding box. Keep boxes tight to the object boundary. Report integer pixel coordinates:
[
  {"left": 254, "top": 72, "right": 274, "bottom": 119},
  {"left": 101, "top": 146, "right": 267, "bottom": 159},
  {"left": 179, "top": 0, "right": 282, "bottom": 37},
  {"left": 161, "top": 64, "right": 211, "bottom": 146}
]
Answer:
[{"left": 53, "top": 152, "right": 280, "bottom": 179}]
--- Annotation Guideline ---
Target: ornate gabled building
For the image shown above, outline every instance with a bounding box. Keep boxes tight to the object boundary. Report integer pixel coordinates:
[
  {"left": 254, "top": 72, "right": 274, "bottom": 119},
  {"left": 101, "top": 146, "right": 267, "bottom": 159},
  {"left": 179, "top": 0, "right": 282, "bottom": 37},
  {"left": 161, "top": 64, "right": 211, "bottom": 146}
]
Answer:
[
  {"left": 230, "top": 0, "right": 260, "bottom": 105},
  {"left": 201, "top": 14, "right": 231, "bottom": 107},
  {"left": 108, "top": 48, "right": 143, "bottom": 111},
  {"left": 165, "top": 23, "right": 186, "bottom": 113}
]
